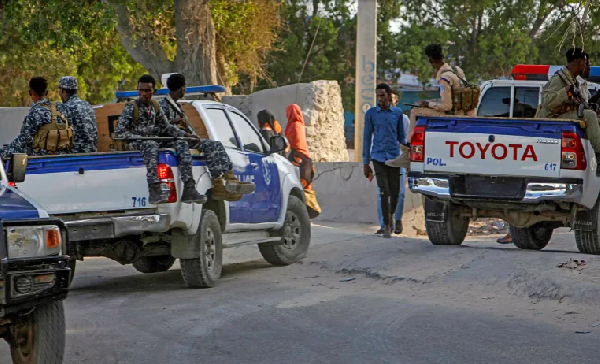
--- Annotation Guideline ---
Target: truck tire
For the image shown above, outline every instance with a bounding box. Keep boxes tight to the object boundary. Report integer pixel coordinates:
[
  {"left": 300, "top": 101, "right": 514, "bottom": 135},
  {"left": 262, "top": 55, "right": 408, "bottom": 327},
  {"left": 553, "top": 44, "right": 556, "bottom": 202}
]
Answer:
[
  {"left": 424, "top": 199, "right": 469, "bottom": 246},
  {"left": 510, "top": 223, "right": 553, "bottom": 250},
  {"left": 10, "top": 300, "right": 66, "bottom": 364},
  {"left": 575, "top": 199, "right": 600, "bottom": 254},
  {"left": 180, "top": 210, "right": 223, "bottom": 288},
  {"left": 259, "top": 195, "right": 311, "bottom": 266},
  {"left": 132, "top": 256, "right": 176, "bottom": 274}
]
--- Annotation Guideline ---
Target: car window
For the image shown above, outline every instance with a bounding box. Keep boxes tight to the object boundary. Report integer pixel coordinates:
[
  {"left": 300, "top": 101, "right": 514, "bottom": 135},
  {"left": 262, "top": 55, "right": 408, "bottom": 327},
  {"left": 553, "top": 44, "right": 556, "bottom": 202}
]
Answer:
[
  {"left": 203, "top": 107, "right": 238, "bottom": 149},
  {"left": 227, "top": 110, "right": 266, "bottom": 153},
  {"left": 513, "top": 87, "right": 540, "bottom": 118},
  {"left": 477, "top": 86, "right": 511, "bottom": 117}
]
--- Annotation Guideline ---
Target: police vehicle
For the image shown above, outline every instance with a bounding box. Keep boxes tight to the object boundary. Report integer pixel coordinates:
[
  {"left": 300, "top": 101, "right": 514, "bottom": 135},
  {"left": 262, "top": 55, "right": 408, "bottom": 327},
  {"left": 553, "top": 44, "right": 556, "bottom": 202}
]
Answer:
[
  {"left": 12, "top": 86, "right": 310, "bottom": 289},
  {"left": 0, "top": 153, "right": 70, "bottom": 363},
  {"left": 408, "top": 66, "right": 600, "bottom": 254}
]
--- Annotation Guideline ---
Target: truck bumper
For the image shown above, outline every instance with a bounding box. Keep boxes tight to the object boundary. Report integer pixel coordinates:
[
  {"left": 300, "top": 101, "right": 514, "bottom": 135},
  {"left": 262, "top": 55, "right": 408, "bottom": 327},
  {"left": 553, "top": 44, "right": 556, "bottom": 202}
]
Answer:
[
  {"left": 409, "top": 175, "right": 583, "bottom": 203},
  {"left": 65, "top": 213, "right": 171, "bottom": 242}
]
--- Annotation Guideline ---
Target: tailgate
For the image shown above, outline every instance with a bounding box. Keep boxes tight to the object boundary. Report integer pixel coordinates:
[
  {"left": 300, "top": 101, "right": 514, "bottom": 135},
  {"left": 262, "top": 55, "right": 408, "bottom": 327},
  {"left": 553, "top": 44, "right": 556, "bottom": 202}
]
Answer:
[
  {"left": 16, "top": 152, "right": 153, "bottom": 214},
  {"left": 423, "top": 118, "right": 564, "bottom": 178}
]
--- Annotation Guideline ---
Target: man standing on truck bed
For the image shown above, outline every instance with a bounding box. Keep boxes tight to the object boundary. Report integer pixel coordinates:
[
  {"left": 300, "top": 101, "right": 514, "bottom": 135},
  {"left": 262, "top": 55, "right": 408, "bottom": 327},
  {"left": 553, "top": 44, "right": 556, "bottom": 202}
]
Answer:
[
  {"left": 158, "top": 73, "right": 255, "bottom": 200},
  {"left": 386, "top": 43, "right": 475, "bottom": 169},
  {"left": 56, "top": 76, "right": 98, "bottom": 153},
  {"left": 363, "top": 83, "right": 406, "bottom": 238},
  {"left": 1, "top": 77, "right": 73, "bottom": 158},
  {"left": 538, "top": 48, "right": 600, "bottom": 158},
  {"left": 116, "top": 74, "right": 206, "bottom": 205}
]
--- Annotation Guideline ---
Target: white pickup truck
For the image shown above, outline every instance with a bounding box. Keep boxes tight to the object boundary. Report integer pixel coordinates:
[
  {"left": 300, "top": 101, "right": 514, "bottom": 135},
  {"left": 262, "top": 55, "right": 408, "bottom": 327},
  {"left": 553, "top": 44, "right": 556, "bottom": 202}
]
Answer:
[
  {"left": 408, "top": 114, "right": 600, "bottom": 254},
  {"left": 11, "top": 97, "right": 311, "bottom": 288}
]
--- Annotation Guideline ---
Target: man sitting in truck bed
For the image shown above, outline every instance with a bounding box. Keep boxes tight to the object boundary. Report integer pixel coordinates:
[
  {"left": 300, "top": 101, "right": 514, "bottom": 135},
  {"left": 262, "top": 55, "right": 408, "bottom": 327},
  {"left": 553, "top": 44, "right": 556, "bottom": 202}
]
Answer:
[
  {"left": 158, "top": 74, "right": 255, "bottom": 201},
  {"left": 538, "top": 48, "right": 600, "bottom": 158},
  {"left": 115, "top": 74, "right": 206, "bottom": 205}
]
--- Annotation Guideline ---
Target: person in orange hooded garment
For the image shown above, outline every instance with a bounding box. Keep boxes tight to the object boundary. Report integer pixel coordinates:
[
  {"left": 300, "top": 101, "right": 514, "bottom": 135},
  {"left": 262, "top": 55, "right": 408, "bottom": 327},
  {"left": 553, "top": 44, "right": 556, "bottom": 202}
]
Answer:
[{"left": 285, "top": 104, "right": 321, "bottom": 218}]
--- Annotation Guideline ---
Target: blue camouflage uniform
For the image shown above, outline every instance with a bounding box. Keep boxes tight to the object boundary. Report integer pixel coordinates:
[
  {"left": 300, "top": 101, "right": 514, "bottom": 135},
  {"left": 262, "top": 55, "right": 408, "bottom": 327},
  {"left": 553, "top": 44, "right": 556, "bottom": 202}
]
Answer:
[
  {"left": 115, "top": 99, "right": 193, "bottom": 185},
  {"left": 158, "top": 96, "right": 233, "bottom": 178},
  {"left": 1, "top": 99, "right": 58, "bottom": 158},
  {"left": 56, "top": 76, "right": 98, "bottom": 153}
]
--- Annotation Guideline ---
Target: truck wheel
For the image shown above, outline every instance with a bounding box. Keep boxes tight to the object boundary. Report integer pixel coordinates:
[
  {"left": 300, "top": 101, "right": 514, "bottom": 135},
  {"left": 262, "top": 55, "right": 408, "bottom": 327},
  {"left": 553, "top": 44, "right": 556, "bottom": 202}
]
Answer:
[
  {"left": 573, "top": 196, "right": 600, "bottom": 254},
  {"left": 10, "top": 300, "right": 65, "bottom": 364},
  {"left": 180, "top": 210, "right": 223, "bottom": 288},
  {"left": 259, "top": 195, "right": 311, "bottom": 266},
  {"left": 424, "top": 199, "right": 469, "bottom": 246},
  {"left": 132, "top": 256, "right": 176, "bottom": 274},
  {"left": 510, "top": 223, "right": 553, "bottom": 250}
]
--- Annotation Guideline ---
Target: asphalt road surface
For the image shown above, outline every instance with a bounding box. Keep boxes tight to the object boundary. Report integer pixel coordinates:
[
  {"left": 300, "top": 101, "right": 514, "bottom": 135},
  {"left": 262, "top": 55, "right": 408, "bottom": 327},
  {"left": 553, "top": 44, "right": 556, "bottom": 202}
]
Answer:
[{"left": 2, "top": 224, "right": 600, "bottom": 363}]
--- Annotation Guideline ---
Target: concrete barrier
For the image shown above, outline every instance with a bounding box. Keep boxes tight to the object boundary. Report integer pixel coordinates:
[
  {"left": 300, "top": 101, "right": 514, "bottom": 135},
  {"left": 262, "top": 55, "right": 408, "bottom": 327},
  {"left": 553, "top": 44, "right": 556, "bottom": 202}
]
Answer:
[
  {"left": 0, "top": 107, "right": 29, "bottom": 147},
  {"left": 312, "top": 162, "right": 426, "bottom": 237}
]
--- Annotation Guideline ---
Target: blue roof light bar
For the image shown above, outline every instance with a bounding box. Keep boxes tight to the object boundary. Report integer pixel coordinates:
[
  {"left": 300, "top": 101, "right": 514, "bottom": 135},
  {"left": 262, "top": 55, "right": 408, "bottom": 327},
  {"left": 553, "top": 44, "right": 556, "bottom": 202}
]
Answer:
[{"left": 115, "top": 85, "right": 226, "bottom": 98}]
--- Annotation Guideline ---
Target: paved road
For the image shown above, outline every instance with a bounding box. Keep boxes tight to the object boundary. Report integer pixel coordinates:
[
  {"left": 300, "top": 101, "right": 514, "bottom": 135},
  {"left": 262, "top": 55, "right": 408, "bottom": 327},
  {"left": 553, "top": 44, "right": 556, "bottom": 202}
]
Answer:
[{"left": 2, "top": 225, "right": 599, "bottom": 363}]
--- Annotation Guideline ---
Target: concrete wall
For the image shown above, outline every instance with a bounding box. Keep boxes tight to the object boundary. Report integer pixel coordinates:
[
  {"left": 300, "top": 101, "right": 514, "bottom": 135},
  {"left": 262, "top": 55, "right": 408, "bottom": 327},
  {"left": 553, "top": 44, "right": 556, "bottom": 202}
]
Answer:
[
  {"left": 223, "top": 81, "right": 349, "bottom": 162},
  {"left": 0, "top": 107, "right": 29, "bottom": 147},
  {"left": 312, "top": 162, "right": 426, "bottom": 237}
]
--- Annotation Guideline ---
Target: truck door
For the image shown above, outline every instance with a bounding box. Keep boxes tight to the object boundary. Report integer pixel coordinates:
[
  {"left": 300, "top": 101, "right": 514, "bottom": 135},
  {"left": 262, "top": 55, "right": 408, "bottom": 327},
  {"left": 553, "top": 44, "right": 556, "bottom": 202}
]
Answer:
[
  {"left": 226, "top": 109, "right": 281, "bottom": 224},
  {"left": 202, "top": 107, "right": 253, "bottom": 224}
]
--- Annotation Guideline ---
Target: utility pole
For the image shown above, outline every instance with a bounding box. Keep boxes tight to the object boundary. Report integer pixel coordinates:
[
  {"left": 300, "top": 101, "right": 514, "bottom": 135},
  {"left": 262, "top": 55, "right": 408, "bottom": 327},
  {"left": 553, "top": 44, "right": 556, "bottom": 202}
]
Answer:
[{"left": 354, "top": 0, "right": 377, "bottom": 162}]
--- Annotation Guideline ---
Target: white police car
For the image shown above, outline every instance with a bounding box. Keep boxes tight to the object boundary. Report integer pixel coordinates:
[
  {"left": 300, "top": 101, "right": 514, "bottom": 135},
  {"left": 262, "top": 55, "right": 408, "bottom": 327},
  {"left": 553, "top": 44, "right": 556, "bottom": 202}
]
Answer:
[{"left": 14, "top": 86, "right": 310, "bottom": 289}]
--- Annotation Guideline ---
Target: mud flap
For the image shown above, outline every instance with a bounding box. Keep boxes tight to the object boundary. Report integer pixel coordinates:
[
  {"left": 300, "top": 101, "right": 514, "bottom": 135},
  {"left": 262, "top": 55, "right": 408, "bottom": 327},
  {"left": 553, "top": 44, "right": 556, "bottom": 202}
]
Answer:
[
  {"left": 424, "top": 197, "right": 448, "bottom": 222},
  {"left": 574, "top": 208, "right": 597, "bottom": 231}
]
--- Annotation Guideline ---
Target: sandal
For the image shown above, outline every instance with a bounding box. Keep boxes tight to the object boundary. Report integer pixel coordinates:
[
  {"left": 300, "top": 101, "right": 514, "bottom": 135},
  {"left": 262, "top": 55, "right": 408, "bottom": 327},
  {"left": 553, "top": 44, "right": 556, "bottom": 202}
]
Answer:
[{"left": 496, "top": 235, "right": 512, "bottom": 245}]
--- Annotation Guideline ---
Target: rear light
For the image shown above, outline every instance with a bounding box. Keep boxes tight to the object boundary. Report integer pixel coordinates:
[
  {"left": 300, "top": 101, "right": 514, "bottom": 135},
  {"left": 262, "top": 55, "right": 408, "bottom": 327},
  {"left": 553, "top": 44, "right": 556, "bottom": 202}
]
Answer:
[
  {"left": 561, "top": 131, "right": 586, "bottom": 170},
  {"left": 157, "top": 163, "right": 177, "bottom": 203},
  {"left": 8, "top": 182, "right": 15, "bottom": 187},
  {"left": 410, "top": 126, "right": 426, "bottom": 162}
]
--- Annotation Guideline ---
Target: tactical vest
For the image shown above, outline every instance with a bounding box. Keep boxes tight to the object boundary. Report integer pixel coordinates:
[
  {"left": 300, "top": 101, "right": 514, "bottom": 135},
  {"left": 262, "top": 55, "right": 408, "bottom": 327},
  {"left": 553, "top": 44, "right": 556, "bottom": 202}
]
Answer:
[
  {"left": 33, "top": 103, "right": 74, "bottom": 154},
  {"left": 440, "top": 67, "right": 481, "bottom": 112},
  {"left": 113, "top": 100, "right": 160, "bottom": 151}
]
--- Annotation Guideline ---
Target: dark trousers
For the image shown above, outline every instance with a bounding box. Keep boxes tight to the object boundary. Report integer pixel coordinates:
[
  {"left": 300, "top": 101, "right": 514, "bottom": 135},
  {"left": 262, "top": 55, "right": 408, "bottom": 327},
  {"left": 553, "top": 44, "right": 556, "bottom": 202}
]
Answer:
[{"left": 373, "top": 160, "right": 401, "bottom": 227}]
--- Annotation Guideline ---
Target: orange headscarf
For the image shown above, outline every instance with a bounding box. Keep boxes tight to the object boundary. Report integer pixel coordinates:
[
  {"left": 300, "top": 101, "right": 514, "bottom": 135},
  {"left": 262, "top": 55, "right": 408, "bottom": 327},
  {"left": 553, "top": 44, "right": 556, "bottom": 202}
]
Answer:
[{"left": 285, "top": 104, "right": 310, "bottom": 158}]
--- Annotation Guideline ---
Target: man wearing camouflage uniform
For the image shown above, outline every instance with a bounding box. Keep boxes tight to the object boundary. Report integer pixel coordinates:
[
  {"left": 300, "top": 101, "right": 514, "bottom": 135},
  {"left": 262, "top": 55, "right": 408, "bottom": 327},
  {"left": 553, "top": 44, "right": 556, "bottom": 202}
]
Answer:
[
  {"left": 56, "top": 76, "right": 98, "bottom": 153},
  {"left": 1, "top": 77, "right": 67, "bottom": 158},
  {"left": 116, "top": 74, "right": 206, "bottom": 205},
  {"left": 538, "top": 48, "right": 600, "bottom": 156},
  {"left": 159, "top": 74, "right": 255, "bottom": 200}
]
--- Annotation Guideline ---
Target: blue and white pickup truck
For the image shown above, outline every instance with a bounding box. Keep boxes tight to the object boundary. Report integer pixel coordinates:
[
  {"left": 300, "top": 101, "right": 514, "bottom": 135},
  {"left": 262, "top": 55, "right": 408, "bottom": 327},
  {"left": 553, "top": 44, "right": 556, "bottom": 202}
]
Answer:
[
  {"left": 13, "top": 97, "right": 311, "bottom": 288},
  {"left": 408, "top": 114, "right": 600, "bottom": 254},
  {"left": 0, "top": 154, "right": 70, "bottom": 363}
]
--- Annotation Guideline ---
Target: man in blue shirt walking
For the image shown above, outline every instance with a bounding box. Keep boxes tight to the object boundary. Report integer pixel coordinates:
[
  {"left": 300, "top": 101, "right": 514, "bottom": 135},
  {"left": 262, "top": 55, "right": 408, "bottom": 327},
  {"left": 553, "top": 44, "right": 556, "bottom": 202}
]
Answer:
[{"left": 363, "top": 84, "right": 406, "bottom": 238}]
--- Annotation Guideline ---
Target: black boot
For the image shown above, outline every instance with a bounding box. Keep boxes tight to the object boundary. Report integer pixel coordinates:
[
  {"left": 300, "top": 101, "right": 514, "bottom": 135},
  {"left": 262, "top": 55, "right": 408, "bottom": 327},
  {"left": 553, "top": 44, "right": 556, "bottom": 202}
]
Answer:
[
  {"left": 149, "top": 183, "right": 168, "bottom": 205},
  {"left": 181, "top": 180, "right": 207, "bottom": 204}
]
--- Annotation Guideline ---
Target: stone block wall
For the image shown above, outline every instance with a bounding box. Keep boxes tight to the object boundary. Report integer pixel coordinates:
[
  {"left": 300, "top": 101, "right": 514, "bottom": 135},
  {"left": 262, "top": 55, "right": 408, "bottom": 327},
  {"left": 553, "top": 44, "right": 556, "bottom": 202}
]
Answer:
[{"left": 223, "top": 81, "right": 349, "bottom": 162}]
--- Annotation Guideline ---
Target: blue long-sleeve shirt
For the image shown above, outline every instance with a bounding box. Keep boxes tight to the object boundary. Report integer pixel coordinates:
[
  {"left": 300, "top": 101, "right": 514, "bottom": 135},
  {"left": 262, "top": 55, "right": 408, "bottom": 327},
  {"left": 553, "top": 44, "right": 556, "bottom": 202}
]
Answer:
[{"left": 362, "top": 106, "right": 406, "bottom": 165}]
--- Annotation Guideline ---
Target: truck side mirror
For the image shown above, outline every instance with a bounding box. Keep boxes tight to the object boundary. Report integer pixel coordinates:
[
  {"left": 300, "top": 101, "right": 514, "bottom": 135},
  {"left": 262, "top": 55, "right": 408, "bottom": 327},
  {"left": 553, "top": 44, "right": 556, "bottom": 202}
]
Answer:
[
  {"left": 8, "top": 153, "right": 28, "bottom": 183},
  {"left": 269, "top": 136, "right": 288, "bottom": 155}
]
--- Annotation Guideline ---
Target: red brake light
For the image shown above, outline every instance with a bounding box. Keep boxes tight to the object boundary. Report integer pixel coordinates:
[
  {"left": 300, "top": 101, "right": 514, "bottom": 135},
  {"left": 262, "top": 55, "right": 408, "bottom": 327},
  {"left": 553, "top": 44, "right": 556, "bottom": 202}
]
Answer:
[
  {"left": 157, "top": 163, "right": 177, "bottom": 203},
  {"left": 8, "top": 182, "right": 15, "bottom": 187},
  {"left": 410, "top": 126, "right": 426, "bottom": 162},
  {"left": 561, "top": 131, "right": 586, "bottom": 170}
]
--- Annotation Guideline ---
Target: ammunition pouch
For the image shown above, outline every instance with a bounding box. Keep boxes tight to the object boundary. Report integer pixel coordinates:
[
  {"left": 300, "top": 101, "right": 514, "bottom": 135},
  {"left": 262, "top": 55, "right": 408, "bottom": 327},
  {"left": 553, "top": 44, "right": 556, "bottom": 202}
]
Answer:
[
  {"left": 33, "top": 103, "right": 74, "bottom": 154},
  {"left": 112, "top": 100, "right": 160, "bottom": 152},
  {"left": 441, "top": 68, "right": 480, "bottom": 112}
]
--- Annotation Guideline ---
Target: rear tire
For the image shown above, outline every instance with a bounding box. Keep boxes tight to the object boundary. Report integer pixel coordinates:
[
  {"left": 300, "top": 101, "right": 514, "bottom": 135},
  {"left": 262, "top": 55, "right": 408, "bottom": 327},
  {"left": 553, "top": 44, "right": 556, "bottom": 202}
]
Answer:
[
  {"left": 68, "top": 258, "right": 76, "bottom": 285},
  {"left": 180, "top": 210, "right": 223, "bottom": 288},
  {"left": 132, "top": 256, "right": 176, "bottom": 274},
  {"left": 10, "top": 301, "right": 66, "bottom": 364},
  {"left": 575, "top": 199, "right": 600, "bottom": 254},
  {"left": 424, "top": 198, "right": 469, "bottom": 246},
  {"left": 510, "top": 223, "right": 553, "bottom": 250},
  {"left": 259, "top": 195, "right": 311, "bottom": 266}
]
